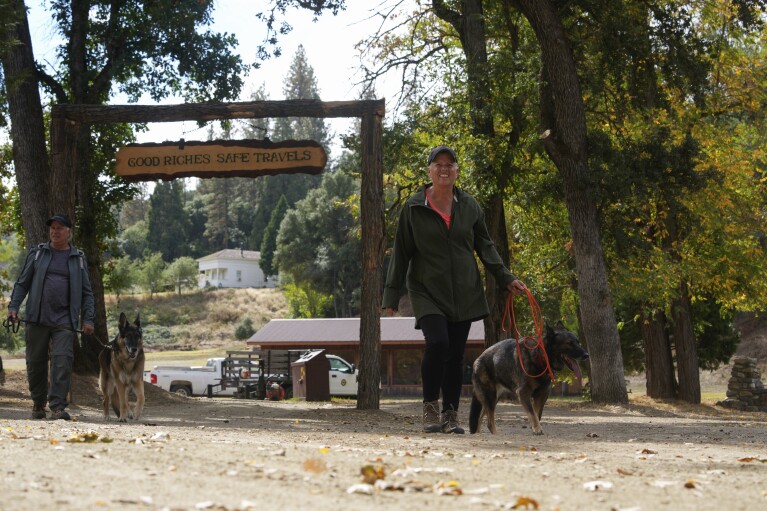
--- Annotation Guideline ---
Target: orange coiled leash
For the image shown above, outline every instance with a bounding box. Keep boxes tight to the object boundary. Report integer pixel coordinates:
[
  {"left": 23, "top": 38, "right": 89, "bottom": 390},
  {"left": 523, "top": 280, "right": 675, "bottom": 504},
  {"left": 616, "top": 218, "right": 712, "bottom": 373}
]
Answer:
[{"left": 501, "top": 288, "right": 555, "bottom": 380}]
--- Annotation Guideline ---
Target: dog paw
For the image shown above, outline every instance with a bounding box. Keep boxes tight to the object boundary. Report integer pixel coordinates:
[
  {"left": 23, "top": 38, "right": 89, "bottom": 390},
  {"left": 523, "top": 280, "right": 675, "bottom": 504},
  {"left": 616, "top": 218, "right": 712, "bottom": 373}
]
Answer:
[
  {"left": 532, "top": 429, "right": 544, "bottom": 435},
  {"left": 117, "top": 417, "right": 127, "bottom": 423}
]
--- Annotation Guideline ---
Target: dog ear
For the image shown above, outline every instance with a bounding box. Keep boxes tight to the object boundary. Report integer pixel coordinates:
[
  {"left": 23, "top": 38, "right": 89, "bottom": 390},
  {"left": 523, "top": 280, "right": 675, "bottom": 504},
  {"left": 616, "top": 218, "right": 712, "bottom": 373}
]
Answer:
[
  {"left": 555, "top": 320, "right": 566, "bottom": 330},
  {"left": 545, "top": 323, "right": 555, "bottom": 337},
  {"left": 118, "top": 312, "right": 128, "bottom": 335},
  {"left": 134, "top": 313, "right": 141, "bottom": 329}
]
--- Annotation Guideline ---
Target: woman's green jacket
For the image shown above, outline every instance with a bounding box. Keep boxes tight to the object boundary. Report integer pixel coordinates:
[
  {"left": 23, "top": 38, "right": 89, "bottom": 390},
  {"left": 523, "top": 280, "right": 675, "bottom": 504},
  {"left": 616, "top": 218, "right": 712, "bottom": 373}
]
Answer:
[{"left": 382, "top": 184, "right": 516, "bottom": 326}]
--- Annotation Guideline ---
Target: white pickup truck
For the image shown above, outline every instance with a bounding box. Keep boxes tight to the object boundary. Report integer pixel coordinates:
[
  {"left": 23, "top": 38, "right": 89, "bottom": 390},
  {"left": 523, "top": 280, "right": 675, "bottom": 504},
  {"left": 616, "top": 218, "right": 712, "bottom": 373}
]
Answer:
[{"left": 144, "top": 351, "right": 359, "bottom": 398}]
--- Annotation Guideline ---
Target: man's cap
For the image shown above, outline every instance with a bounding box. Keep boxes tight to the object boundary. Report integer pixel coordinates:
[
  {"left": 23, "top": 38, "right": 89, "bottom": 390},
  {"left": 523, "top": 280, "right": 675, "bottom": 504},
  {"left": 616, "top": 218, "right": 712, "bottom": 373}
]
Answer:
[
  {"left": 427, "top": 146, "right": 457, "bottom": 165},
  {"left": 46, "top": 214, "right": 72, "bottom": 228}
]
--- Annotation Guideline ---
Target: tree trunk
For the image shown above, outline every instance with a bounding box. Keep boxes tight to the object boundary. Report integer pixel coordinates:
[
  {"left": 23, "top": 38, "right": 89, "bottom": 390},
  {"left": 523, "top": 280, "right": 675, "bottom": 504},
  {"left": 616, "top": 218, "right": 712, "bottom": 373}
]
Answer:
[
  {"left": 74, "top": 123, "right": 106, "bottom": 374},
  {"left": 484, "top": 194, "right": 512, "bottom": 346},
  {"left": 1, "top": 0, "right": 51, "bottom": 247},
  {"left": 512, "top": 0, "right": 627, "bottom": 403},
  {"left": 640, "top": 306, "right": 676, "bottom": 399},
  {"left": 433, "top": 0, "right": 511, "bottom": 348},
  {"left": 672, "top": 281, "right": 701, "bottom": 403}
]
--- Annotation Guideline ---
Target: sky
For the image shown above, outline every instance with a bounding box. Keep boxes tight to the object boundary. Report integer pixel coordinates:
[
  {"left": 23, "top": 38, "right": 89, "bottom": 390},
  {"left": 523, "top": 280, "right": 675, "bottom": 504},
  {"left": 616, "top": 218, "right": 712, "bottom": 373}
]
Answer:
[{"left": 24, "top": 1, "right": 403, "bottom": 155}]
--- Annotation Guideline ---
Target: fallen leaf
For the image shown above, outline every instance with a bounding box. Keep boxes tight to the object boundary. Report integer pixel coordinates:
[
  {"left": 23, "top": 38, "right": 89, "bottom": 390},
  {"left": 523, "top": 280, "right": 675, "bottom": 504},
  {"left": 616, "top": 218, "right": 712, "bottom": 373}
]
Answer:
[
  {"left": 435, "top": 480, "right": 463, "bottom": 496},
  {"left": 684, "top": 480, "right": 696, "bottom": 489},
  {"left": 303, "top": 458, "right": 327, "bottom": 474},
  {"left": 617, "top": 468, "right": 634, "bottom": 476},
  {"left": 738, "top": 457, "right": 767, "bottom": 463},
  {"left": 360, "top": 465, "right": 385, "bottom": 484},
  {"left": 67, "top": 432, "right": 112, "bottom": 443},
  {"left": 640, "top": 448, "right": 657, "bottom": 455},
  {"left": 511, "top": 496, "right": 540, "bottom": 509}
]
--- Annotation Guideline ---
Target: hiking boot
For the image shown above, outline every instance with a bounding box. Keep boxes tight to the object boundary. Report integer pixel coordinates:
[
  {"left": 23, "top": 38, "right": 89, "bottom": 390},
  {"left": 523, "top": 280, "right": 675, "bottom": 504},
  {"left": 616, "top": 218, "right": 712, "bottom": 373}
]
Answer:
[
  {"left": 441, "top": 409, "right": 465, "bottom": 434},
  {"left": 31, "top": 404, "right": 47, "bottom": 420},
  {"left": 423, "top": 400, "right": 441, "bottom": 433},
  {"left": 49, "top": 409, "right": 71, "bottom": 421}
]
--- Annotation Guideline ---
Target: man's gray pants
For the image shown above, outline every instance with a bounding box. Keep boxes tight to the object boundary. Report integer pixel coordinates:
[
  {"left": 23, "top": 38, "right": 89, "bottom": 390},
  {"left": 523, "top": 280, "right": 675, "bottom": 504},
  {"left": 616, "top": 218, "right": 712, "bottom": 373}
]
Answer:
[{"left": 25, "top": 325, "right": 74, "bottom": 410}]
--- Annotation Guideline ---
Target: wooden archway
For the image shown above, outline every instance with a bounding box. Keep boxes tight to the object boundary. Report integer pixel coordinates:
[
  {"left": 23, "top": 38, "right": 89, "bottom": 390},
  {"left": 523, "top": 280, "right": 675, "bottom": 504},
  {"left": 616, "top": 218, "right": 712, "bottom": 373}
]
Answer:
[{"left": 50, "top": 99, "right": 385, "bottom": 410}]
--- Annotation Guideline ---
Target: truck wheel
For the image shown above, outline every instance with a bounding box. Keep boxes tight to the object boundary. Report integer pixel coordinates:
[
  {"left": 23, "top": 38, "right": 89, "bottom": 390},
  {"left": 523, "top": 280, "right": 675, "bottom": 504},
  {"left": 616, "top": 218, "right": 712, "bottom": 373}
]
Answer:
[{"left": 170, "top": 385, "right": 192, "bottom": 397}]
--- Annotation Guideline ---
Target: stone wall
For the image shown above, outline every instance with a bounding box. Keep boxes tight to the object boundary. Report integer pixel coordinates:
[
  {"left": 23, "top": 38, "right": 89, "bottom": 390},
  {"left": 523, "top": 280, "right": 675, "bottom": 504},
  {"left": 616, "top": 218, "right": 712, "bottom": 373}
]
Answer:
[{"left": 717, "top": 356, "right": 767, "bottom": 412}]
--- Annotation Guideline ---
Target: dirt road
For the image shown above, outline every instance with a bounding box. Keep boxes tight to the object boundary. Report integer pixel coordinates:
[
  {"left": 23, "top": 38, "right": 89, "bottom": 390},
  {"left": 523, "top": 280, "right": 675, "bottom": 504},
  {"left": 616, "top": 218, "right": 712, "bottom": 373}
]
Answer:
[{"left": 1, "top": 370, "right": 766, "bottom": 511}]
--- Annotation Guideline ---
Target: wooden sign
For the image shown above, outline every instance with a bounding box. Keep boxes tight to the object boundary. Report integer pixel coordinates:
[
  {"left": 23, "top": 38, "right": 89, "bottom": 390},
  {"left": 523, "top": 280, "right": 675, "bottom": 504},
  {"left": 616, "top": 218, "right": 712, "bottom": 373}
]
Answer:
[{"left": 115, "top": 139, "right": 327, "bottom": 181}]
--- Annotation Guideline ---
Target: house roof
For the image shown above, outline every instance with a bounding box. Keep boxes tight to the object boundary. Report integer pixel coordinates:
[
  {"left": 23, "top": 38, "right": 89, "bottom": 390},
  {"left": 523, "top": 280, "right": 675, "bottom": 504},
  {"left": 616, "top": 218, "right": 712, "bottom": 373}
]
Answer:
[
  {"left": 197, "top": 249, "right": 261, "bottom": 262},
  {"left": 246, "top": 317, "right": 486, "bottom": 348}
]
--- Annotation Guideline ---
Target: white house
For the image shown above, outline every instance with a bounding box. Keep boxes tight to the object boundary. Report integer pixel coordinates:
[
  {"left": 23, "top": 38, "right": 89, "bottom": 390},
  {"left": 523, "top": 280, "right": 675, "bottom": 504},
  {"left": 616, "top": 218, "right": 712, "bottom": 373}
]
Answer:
[{"left": 197, "top": 249, "right": 278, "bottom": 289}]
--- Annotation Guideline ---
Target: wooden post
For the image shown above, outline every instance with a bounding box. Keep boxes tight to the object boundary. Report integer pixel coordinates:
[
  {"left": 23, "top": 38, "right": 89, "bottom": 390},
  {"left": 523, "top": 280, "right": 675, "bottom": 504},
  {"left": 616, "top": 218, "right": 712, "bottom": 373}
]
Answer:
[{"left": 357, "top": 104, "right": 385, "bottom": 410}]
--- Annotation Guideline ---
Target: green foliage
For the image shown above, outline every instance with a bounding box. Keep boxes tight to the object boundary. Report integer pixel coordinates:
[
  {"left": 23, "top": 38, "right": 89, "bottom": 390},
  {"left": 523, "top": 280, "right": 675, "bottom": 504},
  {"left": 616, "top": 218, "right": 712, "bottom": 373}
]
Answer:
[
  {"left": 147, "top": 182, "right": 192, "bottom": 261},
  {"left": 137, "top": 252, "right": 167, "bottom": 298},
  {"left": 234, "top": 318, "right": 255, "bottom": 340},
  {"left": 613, "top": 301, "right": 651, "bottom": 374},
  {"left": 103, "top": 256, "right": 135, "bottom": 303},
  {"left": 39, "top": 0, "right": 247, "bottom": 104},
  {"left": 120, "top": 220, "right": 149, "bottom": 260},
  {"left": 140, "top": 324, "right": 174, "bottom": 347},
  {"left": 692, "top": 297, "right": 740, "bottom": 371},
  {"left": 260, "top": 194, "right": 289, "bottom": 277},
  {"left": 0, "top": 142, "right": 17, "bottom": 233},
  {"left": 0, "top": 324, "right": 21, "bottom": 353},
  {"left": 275, "top": 167, "right": 361, "bottom": 317},
  {"left": 282, "top": 281, "right": 332, "bottom": 318},
  {"left": 184, "top": 194, "right": 213, "bottom": 258},
  {"left": 249, "top": 46, "right": 325, "bottom": 249},
  {"left": 165, "top": 256, "right": 199, "bottom": 295},
  {"left": 254, "top": 1, "right": 344, "bottom": 61}
]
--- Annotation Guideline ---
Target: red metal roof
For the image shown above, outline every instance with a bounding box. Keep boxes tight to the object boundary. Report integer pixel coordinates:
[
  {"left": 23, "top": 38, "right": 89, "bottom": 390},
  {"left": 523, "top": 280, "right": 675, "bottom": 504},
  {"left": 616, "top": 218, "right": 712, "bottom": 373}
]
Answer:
[{"left": 246, "top": 317, "right": 486, "bottom": 347}]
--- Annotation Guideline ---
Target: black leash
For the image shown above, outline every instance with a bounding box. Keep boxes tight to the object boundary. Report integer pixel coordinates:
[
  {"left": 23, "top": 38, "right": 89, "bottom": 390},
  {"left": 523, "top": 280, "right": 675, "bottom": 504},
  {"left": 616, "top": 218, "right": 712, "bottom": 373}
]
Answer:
[
  {"left": 2, "top": 317, "right": 20, "bottom": 334},
  {"left": 3, "top": 317, "right": 114, "bottom": 350}
]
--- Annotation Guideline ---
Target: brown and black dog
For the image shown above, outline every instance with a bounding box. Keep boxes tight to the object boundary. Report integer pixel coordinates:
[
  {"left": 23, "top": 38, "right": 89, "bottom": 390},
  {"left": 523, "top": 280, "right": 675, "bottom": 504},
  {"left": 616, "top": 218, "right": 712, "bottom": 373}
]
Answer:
[
  {"left": 469, "top": 321, "right": 589, "bottom": 435},
  {"left": 99, "top": 313, "right": 145, "bottom": 422}
]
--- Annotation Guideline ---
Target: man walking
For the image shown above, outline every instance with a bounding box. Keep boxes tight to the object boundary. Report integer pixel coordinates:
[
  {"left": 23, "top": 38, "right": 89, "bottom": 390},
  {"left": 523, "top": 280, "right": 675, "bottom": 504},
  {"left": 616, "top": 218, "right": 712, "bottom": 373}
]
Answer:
[{"left": 7, "top": 214, "right": 95, "bottom": 420}]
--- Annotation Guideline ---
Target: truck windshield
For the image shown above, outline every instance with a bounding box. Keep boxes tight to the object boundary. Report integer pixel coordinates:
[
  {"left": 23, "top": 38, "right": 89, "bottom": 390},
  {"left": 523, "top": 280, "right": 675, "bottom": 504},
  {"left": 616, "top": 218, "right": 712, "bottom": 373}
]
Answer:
[{"left": 329, "top": 358, "right": 351, "bottom": 373}]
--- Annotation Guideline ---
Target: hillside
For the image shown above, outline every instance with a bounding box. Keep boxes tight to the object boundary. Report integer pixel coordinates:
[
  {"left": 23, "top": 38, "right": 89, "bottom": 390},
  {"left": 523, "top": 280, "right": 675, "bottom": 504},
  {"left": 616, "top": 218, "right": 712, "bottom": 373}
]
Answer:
[{"left": 104, "top": 287, "right": 290, "bottom": 351}]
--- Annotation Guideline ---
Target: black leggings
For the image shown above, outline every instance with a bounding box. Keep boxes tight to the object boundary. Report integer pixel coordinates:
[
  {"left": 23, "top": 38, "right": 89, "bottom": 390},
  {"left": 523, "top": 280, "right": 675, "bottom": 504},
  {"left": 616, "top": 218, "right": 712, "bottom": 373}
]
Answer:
[{"left": 419, "top": 314, "right": 472, "bottom": 412}]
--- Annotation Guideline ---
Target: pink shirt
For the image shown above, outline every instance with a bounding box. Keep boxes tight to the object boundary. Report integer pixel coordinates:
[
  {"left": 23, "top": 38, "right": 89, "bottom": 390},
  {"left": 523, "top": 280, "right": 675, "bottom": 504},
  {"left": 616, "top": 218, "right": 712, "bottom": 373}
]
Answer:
[{"left": 426, "top": 192, "right": 451, "bottom": 229}]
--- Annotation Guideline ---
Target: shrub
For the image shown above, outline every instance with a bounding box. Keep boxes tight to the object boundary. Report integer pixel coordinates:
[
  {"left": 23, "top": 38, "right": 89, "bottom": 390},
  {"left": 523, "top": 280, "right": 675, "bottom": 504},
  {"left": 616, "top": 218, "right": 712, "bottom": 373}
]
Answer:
[{"left": 234, "top": 318, "right": 255, "bottom": 340}]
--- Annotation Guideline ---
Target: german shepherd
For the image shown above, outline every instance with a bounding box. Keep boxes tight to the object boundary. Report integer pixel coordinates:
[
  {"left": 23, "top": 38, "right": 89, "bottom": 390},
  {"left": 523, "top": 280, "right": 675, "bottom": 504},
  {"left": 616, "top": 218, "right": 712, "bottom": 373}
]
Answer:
[
  {"left": 469, "top": 321, "right": 589, "bottom": 435},
  {"left": 99, "top": 313, "right": 145, "bottom": 422}
]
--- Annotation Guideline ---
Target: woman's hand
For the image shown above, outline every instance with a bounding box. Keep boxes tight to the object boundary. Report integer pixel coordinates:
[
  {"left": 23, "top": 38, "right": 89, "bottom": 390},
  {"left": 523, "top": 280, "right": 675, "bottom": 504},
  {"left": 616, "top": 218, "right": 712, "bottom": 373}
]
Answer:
[{"left": 507, "top": 279, "right": 527, "bottom": 295}]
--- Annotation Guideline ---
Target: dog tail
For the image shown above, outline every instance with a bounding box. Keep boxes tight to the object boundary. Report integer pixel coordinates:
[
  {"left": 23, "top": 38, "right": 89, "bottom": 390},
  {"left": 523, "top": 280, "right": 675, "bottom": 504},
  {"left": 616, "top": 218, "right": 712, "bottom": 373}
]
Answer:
[{"left": 469, "top": 394, "right": 482, "bottom": 434}]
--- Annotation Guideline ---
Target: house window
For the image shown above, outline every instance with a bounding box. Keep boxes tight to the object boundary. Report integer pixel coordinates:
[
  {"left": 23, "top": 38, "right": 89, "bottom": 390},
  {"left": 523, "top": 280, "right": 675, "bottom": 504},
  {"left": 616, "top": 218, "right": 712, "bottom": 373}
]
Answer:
[{"left": 236, "top": 270, "right": 242, "bottom": 282}]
